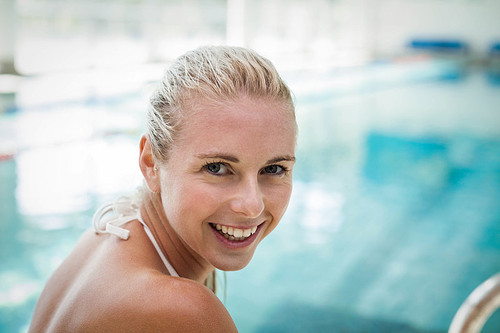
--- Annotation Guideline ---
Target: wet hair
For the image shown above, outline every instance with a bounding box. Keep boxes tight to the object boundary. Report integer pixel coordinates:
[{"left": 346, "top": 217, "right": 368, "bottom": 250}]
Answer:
[{"left": 146, "top": 45, "right": 296, "bottom": 162}]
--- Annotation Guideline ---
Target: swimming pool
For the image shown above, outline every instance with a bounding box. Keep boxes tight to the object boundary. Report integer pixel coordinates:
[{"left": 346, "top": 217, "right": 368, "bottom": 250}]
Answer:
[{"left": 1, "top": 59, "right": 499, "bottom": 332}]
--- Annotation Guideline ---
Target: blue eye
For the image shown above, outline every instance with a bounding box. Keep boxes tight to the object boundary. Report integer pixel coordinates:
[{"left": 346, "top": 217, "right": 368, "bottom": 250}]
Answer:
[
  {"left": 204, "top": 162, "right": 229, "bottom": 175},
  {"left": 263, "top": 165, "right": 285, "bottom": 175}
]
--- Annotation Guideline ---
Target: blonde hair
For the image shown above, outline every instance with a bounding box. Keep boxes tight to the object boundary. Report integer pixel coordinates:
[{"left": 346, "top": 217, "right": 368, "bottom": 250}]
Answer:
[{"left": 147, "top": 45, "right": 295, "bottom": 162}]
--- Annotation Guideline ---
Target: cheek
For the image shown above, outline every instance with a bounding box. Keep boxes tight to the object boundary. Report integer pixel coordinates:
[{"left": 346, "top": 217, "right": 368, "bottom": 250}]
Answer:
[
  {"left": 260, "top": 186, "right": 292, "bottom": 239},
  {"left": 162, "top": 181, "right": 220, "bottom": 225},
  {"left": 267, "top": 184, "right": 293, "bottom": 220}
]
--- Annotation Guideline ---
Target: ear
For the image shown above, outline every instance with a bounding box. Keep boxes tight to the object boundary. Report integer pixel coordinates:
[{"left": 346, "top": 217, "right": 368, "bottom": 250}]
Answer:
[{"left": 139, "top": 134, "right": 161, "bottom": 193}]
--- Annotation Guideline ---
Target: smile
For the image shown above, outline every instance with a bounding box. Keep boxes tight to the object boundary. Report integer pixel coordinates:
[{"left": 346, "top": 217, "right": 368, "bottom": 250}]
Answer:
[{"left": 210, "top": 223, "right": 258, "bottom": 241}]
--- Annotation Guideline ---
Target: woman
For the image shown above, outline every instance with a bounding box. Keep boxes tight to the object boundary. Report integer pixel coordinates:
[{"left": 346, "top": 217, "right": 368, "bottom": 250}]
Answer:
[{"left": 29, "top": 46, "right": 297, "bottom": 332}]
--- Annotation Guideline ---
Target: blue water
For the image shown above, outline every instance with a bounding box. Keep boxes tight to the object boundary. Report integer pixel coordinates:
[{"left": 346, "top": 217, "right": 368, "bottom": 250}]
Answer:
[{"left": 1, "top": 60, "right": 499, "bottom": 332}]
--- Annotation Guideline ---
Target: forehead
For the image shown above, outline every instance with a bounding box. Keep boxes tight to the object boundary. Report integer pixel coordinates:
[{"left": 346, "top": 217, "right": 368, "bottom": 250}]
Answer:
[
  {"left": 183, "top": 94, "right": 295, "bottom": 134},
  {"left": 173, "top": 95, "right": 296, "bottom": 157}
]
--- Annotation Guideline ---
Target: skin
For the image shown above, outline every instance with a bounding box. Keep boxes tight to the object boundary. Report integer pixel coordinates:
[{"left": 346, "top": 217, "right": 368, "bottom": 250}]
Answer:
[{"left": 29, "top": 94, "right": 296, "bottom": 332}]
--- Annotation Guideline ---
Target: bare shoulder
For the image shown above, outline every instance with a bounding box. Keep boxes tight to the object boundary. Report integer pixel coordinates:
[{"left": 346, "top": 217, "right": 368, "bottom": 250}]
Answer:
[
  {"left": 153, "top": 277, "right": 238, "bottom": 332},
  {"left": 93, "top": 274, "right": 238, "bottom": 333},
  {"left": 31, "top": 229, "right": 237, "bottom": 333}
]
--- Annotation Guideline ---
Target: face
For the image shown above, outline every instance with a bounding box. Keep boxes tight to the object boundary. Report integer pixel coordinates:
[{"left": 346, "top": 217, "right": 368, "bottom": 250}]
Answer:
[{"left": 158, "top": 94, "right": 296, "bottom": 271}]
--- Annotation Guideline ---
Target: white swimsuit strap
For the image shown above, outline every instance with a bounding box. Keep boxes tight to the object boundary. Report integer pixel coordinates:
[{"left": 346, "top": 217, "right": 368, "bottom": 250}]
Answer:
[
  {"left": 93, "top": 203, "right": 132, "bottom": 240},
  {"left": 136, "top": 214, "right": 179, "bottom": 277},
  {"left": 92, "top": 203, "right": 179, "bottom": 277}
]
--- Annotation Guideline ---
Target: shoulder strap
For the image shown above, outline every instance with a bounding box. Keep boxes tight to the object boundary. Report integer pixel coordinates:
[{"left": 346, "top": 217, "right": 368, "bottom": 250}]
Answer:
[
  {"left": 137, "top": 214, "right": 180, "bottom": 277},
  {"left": 92, "top": 202, "right": 179, "bottom": 277}
]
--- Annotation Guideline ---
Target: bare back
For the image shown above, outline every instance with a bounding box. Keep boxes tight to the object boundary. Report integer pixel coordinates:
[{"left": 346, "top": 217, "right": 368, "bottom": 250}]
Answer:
[{"left": 29, "top": 222, "right": 237, "bottom": 332}]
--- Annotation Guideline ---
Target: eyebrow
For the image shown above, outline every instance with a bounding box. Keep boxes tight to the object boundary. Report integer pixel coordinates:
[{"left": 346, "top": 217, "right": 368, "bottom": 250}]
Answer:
[
  {"left": 196, "top": 154, "right": 239, "bottom": 163},
  {"left": 266, "top": 155, "right": 296, "bottom": 164},
  {"left": 196, "top": 153, "right": 296, "bottom": 164}
]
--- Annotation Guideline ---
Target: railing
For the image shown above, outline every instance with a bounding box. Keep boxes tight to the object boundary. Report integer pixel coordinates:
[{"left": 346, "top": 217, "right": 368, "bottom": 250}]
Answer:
[{"left": 449, "top": 272, "right": 500, "bottom": 333}]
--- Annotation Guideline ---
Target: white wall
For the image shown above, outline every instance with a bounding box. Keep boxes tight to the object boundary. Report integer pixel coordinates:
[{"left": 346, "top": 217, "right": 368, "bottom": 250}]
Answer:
[
  {"left": 372, "top": 0, "right": 500, "bottom": 57},
  {"left": 231, "top": 0, "right": 500, "bottom": 70},
  {"left": 7, "top": 0, "right": 500, "bottom": 74}
]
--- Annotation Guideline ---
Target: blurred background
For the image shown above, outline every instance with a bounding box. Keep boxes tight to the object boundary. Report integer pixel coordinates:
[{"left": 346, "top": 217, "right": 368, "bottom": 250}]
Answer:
[{"left": 1, "top": 0, "right": 499, "bottom": 332}]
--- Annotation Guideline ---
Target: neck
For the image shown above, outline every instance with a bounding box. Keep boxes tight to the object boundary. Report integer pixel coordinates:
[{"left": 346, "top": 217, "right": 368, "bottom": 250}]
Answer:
[{"left": 139, "top": 190, "right": 214, "bottom": 284}]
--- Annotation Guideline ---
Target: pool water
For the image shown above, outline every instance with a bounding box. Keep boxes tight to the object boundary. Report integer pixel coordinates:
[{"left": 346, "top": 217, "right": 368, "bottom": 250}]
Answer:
[{"left": 1, "top": 60, "right": 499, "bottom": 332}]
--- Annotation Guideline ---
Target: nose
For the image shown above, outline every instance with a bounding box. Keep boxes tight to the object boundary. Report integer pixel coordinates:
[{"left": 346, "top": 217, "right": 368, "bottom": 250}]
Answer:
[{"left": 230, "top": 176, "right": 265, "bottom": 218}]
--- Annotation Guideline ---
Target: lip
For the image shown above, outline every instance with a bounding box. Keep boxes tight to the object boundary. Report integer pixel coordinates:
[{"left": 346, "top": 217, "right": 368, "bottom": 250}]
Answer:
[{"left": 209, "top": 222, "right": 263, "bottom": 249}]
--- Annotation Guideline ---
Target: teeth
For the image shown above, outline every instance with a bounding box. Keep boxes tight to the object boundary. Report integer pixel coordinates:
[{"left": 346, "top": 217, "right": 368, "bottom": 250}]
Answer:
[
  {"left": 233, "top": 228, "right": 243, "bottom": 238},
  {"left": 212, "top": 223, "right": 258, "bottom": 241}
]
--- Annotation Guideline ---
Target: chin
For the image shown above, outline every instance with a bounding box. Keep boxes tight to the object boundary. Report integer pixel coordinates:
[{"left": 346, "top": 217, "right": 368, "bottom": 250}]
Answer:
[{"left": 214, "top": 256, "right": 254, "bottom": 272}]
